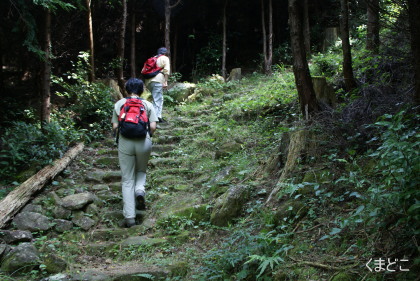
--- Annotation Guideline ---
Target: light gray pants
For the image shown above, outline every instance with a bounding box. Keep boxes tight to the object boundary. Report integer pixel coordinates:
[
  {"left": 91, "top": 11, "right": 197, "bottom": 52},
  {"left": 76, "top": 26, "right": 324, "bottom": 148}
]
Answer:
[
  {"left": 147, "top": 82, "right": 163, "bottom": 118},
  {"left": 118, "top": 135, "right": 152, "bottom": 219}
]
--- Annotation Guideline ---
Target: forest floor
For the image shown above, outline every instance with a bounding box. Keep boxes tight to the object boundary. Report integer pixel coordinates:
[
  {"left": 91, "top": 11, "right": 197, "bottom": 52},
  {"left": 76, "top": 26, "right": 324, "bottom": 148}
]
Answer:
[{"left": 2, "top": 74, "right": 418, "bottom": 281}]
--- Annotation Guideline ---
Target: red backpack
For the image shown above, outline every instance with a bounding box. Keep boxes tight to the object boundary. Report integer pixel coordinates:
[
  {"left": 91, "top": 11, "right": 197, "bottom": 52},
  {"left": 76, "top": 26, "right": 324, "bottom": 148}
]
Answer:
[
  {"left": 141, "top": 55, "right": 163, "bottom": 79},
  {"left": 117, "top": 98, "right": 150, "bottom": 142}
]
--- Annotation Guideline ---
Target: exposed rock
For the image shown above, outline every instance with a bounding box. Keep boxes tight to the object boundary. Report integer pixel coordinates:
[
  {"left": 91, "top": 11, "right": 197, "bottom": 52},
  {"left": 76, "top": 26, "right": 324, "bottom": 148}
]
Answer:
[
  {"left": 102, "top": 171, "right": 122, "bottom": 182},
  {"left": 21, "top": 203, "right": 44, "bottom": 214},
  {"left": 85, "top": 170, "right": 107, "bottom": 183},
  {"left": 330, "top": 272, "right": 358, "bottom": 281},
  {"left": 272, "top": 200, "right": 308, "bottom": 226},
  {"left": 94, "top": 157, "right": 119, "bottom": 169},
  {"left": 173, "top": 204, "right": 210, "bottom": 223},
  {"left": 52, "top": 205, "right": 72, "bottom": 220},
  {"left": 13, "top": 211, "right": 51, "bottom": 232},
  {"left": 168, "top": 82, "right": 197, "bottom": 102},
  {"left": 210, "top": 185, "right": 251, "bottom": 226},
  {"left": 0, "top": 242, "right": 41, "bottom": 273},
  {"left": 40, "top": 273, "right": 71, "bottom": 281},
  {"left": 215, "top": 141, "right": 243, "bottom": 159},
  {"left": 227, "top": 68, "right": 241, "bottom": 82},
  {"left": 121, "top": 236, "right": 167, "bottom": 247},
  {"left": 91, "top": 184, "right": 110, "bottom": 191},
  {"left": 208, "top": 166, "right": 233, "bottom": 186},
  {"left": 53, "top": 219, "right": 73, "bottom": 233},
  {"left": 43, "top": 253, "right": 68, "bottom": 274},
  {"left": 61, "top": 192, "right": 96, "bottom": 210},
  {"left": 0, "top": 230, "right": 33, "bottom": 244},
  {"left": 0, "top": 243, "right": 11, "bottom": 259},
  {"left": 85, "top": 203, "right": 99, "bottom": 216},
  {"left": 72, "top": 211, "right": 96, "bottom": 231}
]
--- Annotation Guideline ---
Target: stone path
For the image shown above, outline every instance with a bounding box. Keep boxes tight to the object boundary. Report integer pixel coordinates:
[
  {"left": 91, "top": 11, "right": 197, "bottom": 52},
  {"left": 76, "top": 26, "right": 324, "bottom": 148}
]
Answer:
[
  {"left": 61, "top": 113, "right": 202, "bottom": 280},
  {"left": 1, "top": 107, "right": 217, "bottom": 280}
]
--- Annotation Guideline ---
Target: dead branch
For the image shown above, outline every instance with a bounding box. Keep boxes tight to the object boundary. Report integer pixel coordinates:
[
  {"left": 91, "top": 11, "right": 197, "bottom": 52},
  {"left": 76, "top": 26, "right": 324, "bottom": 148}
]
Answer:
[{"left": 0, "top": 142, "right": 84, "bottom": 228}]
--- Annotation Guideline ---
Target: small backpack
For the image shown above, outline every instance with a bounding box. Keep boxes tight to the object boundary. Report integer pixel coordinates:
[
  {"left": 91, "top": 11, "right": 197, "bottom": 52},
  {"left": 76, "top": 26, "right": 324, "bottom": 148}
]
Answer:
[
  {"left": 141, "top": 55, "right": 163, "bottom": 79},
  {"left": 117, "top": 98, "right": 150, "bottom": 142}
]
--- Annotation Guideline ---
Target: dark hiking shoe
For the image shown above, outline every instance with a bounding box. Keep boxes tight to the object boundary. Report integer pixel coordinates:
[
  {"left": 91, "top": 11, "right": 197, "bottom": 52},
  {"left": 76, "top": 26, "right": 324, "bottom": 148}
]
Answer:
[
  {"left": 136, "top": 192, "right": 146, "bottom": 210},
  {"left": 125, "top": 218, "right": 136, "bottom": 228}
]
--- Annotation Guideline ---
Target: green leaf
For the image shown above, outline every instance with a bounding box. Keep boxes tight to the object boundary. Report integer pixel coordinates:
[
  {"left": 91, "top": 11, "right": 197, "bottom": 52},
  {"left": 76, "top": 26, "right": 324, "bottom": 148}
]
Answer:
[
  {"left": 329, "top": 228, "right": 342, "bottom": 235},
  {"left": 353, "top": 205, "right": 365, "bottom": 216},
  {"left": 407, "top": 203, "right": 420, "bottom": 214}
]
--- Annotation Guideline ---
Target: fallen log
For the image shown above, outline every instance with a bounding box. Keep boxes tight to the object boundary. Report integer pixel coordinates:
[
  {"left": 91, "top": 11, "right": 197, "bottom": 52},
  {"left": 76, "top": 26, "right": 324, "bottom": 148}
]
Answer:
[{"left": 0, "top": 142, "right": 85, "bottom": 228}]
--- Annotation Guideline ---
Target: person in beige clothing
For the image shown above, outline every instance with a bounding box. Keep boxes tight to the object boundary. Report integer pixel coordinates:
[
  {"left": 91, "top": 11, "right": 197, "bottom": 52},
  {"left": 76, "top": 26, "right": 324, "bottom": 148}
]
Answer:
[
  {"left": 145, "top": 47, "right": 170, "bottom": 123},
  {"left": 112, "top": 78, "right": 158, "bottom": 227}
]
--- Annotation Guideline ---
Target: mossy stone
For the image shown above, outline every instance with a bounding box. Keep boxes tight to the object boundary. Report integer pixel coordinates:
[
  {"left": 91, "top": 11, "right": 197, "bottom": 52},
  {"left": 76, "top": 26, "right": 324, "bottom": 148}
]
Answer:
[
  {"left": 169, "top": 261, "right": 190, "bottom": 277},
  {"left": 174, "top": 204, "right": 210, "bottom": 223},
  {"left": 43, "top": 253, "right": 68, "bottom": 274},
  {"left": 331, "top": 272, "right": 358, "bottom": 281}
]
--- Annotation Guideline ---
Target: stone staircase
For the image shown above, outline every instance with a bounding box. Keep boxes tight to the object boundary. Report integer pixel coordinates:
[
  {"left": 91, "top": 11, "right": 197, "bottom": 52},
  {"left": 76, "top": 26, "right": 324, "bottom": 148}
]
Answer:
[
  {"left": 61, "top": 112, "right": 205, "bottom": 280},
  {"left": 1, "top": 108, "right": 215, "bottom": 280}
]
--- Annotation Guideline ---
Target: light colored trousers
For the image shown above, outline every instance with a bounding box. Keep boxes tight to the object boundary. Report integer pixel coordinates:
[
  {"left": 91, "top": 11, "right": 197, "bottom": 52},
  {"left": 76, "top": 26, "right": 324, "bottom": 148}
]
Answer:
[
  {"left": 147, "top": 82, "right": 163, "bottom": 118},
  {"left": 118, "top": 135, "right": 152, "bottom": 219}
]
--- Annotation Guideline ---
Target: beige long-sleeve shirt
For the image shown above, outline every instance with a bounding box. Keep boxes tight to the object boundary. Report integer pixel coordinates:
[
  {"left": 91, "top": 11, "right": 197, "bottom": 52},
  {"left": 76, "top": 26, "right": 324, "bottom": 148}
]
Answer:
[{"left": 146, "top": 55, "right": 170, "bottom": 86}]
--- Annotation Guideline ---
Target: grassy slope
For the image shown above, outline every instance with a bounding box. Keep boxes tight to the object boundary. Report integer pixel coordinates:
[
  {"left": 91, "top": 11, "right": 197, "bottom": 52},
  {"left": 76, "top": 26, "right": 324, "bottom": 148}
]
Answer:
[
  {"left": 0, "top": 68, "right": 417, "bottom": 281},
  {"left": 160, "top": 70, "right": 419, "bottom": 280}
]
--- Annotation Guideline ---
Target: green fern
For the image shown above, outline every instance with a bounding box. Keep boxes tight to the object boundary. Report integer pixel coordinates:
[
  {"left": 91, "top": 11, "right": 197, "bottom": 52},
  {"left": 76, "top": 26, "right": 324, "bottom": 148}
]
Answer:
[{"left": 246, "top": 254, "right": 284, "bottom": 278}]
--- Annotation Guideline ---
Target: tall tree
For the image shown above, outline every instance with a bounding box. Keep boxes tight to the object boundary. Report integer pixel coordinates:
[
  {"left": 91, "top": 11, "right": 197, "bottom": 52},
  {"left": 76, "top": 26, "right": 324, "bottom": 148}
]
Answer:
[
  {"left": 408, "top": 0, "right": 420, "bottom": 104},
  {"left": 129, "top": 0, "right": 136, "bottom": 77},
  {"left": 303, "top": 0, "right": 310, "bottom": 55},
  {"left": 117, "top": 0, "right": 128, "bottom": 94},
  {"left": 288, "top": 0, "right": 318, "bottom": 118},
  {"left": 86, "top": 0, "right": 95, "bottom": 81},
  {"left": 164, "top": 0, "right": 181, "bottom": 60},
  {"left": 340, "top": 0, "right": 357, "bottom": 92},
  {"left": 261, "top": 0, "right": 273, "bottom": 75},
  {"left": 366, "top": 0, "right": 380, "bottom": 53},
  {"left": 222, "top": 0, "right": 228, "bottom": 79},
  {"left": 40, "top": 7, "right": 52, "bottom": 124}
]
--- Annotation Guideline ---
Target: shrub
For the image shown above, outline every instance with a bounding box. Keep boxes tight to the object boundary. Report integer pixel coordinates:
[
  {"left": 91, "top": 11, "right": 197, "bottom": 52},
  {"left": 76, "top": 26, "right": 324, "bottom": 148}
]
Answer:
[
  {"left": 53, "top": 51, "right": 114, "bottom": 141},
  {"left": 0, "top": 120, "right": 82, "bottom": 182}
]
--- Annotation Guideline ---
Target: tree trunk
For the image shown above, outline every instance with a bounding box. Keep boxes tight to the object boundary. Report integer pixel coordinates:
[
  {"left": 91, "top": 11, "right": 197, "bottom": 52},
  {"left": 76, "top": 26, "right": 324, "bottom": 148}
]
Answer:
[
  {"left": 267, "top": 0, "right": 273, "bottom": 74},
  {"left": 86, "top": 0, "right": 95, "bottom": 82},
  {"left": 129, "top": 0, "right": 136, "bottom": 78},
  {"left": 164, "top": 0, "right": 171, "bottom": 58},
  {"left": 366, "top": 0, "right": 380, "bottom": 53},
  {"left": 222, "top": 0, "right": 227, "bottom": 80},
  {"left": 261, "top": 0, "right": 273, "bottom": 75},
  {"left": 408, "top": 0, "right": 420, "bottom": 104},
  {"left": 173, "top": 24, "right": 178, "bottom": 73},
  {"left": 322, "top": 27, "right": 339, "bottom": 52},
  {"left": 117, "top": 0, "right": 127, "bottom": 95},
  {"left": 0, "top": 143, "right": 85, "bottom": 229},
  {"left": 164, "top": 0, "right": 181, "bottom": 62},
  {"left": 340, "top": 0, "right": 357, "bottom": 92},
  {"left": 303, "top": 0, "right": 310, "bottom": 55},
  {"left": 288, "top": 0, "right": 318, "bottom": 118},
  {"left": 0, "top": 26, "right": 3, "bottom": 90},
  {"left": 261, "top": 0, "right": 267, "bottom": 73},
  {"left": 40, "top": 8, "right": 51, "bottom": 124}
]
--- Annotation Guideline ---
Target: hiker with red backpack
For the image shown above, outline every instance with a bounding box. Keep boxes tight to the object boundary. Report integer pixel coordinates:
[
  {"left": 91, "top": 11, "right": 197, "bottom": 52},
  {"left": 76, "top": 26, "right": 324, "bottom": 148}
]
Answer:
[
  {"left": 111, "top": 78, "right": 159, "bottom": 228},
  {"left": 142, "top": 47, "right": 171, "bottom": 123}
]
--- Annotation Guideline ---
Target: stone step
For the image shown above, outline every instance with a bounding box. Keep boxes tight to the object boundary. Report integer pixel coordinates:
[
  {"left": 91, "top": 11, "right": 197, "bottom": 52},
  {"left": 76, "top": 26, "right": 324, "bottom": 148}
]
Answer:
[
  {"left": 152, "top": 143, "right": 177, "bottom": 154},
  {"left": 93, "top": 156, "right": 119, "bottom": 169},
  {"left": 85, "top": 169, "right": 121, "bottom": 183},
  {"left": 71, "top": 262, "right": 170, "bottom": 281},
  {"left": 149, "top": 157, "right": 182, "bottom": 168},
  {"left": 153, "top": 135, "right": 181, "bottom": 145}
]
